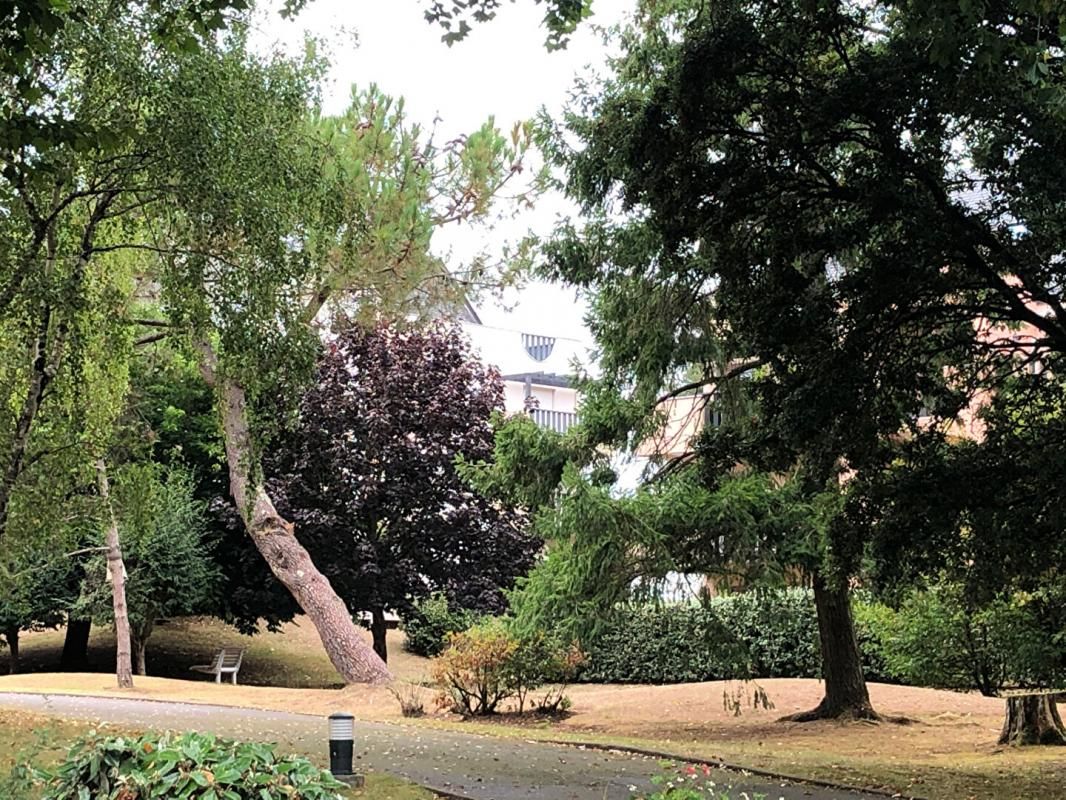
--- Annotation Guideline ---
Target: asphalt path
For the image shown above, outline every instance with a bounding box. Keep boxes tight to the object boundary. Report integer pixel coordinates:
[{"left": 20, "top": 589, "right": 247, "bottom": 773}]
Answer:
[{"left": 0, "top": 692, "right": 890, "bottom": 800}]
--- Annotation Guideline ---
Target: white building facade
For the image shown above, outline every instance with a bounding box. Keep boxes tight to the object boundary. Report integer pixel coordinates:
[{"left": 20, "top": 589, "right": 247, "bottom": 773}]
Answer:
[{"left": 460, "top": 312, "right": 585, "bottom": 433}]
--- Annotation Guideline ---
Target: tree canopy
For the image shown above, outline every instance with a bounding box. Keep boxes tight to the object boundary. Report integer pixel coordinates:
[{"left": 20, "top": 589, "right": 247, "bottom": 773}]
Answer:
[
  {"left": 500, "top": 0, "right": 1066, "bottom": 719},
  {"left": 265, "top": 322, "right": 539, "bottom": 661},
  {"left": 2, "top": 0, "right": 542, "bottom": 684}
]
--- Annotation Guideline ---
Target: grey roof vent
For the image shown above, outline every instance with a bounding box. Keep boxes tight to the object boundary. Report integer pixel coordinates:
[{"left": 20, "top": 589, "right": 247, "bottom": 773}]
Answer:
[{"left": 522, "top": 333, "right": 556, "bottom": 362}]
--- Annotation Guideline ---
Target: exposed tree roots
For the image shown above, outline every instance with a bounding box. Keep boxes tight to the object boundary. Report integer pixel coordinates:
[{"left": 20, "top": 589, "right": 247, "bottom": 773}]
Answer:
[{"left": 778, "top": 698, "right": 911, "bottom": 725}]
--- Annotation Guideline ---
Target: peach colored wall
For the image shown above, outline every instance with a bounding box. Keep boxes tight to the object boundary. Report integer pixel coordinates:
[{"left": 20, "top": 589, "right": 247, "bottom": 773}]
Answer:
[
  {"left": 917, "top": 314, "right": 1047, "bottom": 442},
  {"left": 636, "top": 392, "right": 710, "bottom": 459}
]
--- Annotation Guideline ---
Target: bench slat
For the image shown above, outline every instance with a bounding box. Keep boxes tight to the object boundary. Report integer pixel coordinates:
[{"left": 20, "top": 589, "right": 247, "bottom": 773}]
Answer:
[{"left": 190, "top": 647, "right": 245, "bottom": 684}]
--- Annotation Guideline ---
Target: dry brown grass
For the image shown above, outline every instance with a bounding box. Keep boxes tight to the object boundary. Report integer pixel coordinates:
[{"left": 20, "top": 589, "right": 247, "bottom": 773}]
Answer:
[
  {"left": 3, "top": 619, "right": 1065, "bottom": 799},
  {"left": 6, "top": 616, "right": 429, "bottom": 689},
  {"left": 447, "top": 680, "right": 1066, "bottom": 800}
]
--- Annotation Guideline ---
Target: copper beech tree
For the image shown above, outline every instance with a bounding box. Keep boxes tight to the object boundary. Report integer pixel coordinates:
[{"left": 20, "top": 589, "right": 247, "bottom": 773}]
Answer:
[{"left": 263, "top": 323, "right": 538, "bottom": 663}]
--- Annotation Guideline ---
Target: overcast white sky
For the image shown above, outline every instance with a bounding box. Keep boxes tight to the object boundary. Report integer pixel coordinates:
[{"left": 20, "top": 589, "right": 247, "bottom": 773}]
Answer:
[{"left": 253, "top": 0, "right": 636, "bottom": 344}]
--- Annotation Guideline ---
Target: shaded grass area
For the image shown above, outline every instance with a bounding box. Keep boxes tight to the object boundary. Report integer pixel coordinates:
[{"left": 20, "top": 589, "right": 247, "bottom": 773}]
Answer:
[
  {"left": 0, "top": 709, "right": 435, "bottom": 800},
  {"left": 7, "top": 617, "right": 428, "bottom": 689}
]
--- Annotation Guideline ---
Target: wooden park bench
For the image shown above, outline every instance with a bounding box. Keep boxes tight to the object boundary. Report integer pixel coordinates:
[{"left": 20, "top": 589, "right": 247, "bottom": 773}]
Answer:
[{"left": 190, "top": 647, "right": 245, "bottom": 684}]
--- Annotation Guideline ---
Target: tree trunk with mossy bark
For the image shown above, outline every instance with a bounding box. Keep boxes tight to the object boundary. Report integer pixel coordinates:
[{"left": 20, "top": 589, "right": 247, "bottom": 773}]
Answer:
[
  {"left": 781, "top": 573, "right": 879, "bottom": 722},
  {"left": 198, "top": 341, "right": 391, "bottom": 685},
  {"left": 999, "top": 694, "right": 1066, "bottom": 746}
]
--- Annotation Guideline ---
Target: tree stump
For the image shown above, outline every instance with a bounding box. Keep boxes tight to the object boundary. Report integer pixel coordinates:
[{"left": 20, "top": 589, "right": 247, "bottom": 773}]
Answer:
[{"left": 999, "top": 693, "right": 1066, "bottom": 746}]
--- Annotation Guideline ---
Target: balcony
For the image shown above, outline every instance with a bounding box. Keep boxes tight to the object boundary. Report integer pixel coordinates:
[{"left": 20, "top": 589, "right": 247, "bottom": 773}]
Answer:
[{"left": 529, "top": 408, "right": 579, "bottom": 434}]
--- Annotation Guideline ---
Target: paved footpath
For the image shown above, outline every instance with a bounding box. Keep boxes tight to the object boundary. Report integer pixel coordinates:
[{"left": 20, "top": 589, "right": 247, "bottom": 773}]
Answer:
[{"left": 0, "top": 692, "right": 887, "bottom": 800}]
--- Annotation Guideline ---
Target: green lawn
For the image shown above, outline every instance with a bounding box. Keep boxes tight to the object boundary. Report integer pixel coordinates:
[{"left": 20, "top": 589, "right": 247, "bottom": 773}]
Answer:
[{"left": 0, "top": 710, "right": 436, "bottom": 800}]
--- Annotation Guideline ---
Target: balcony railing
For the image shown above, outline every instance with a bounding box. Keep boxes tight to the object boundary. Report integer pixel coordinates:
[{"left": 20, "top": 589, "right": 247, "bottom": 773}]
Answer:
[{"left": 529, "top": 408, "right": 579, "bottom": 434}]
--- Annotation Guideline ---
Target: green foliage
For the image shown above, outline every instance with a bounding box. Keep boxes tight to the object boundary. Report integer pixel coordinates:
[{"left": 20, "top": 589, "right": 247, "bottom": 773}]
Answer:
[
  {"left": 32, "top": 729, "right": 344, "bottom": 799},
  {"left": 422, "top": 0, "right": 593, "bottom": 49},
  {"left": 124, "top": 346, "right": 298, "bottom": 635},
  {"left": 0, "top": 545, "right": 75, "bottom": 640},
  {"left": 402, "top": 593, "right": 483, "bottom": 658},
  {"left": 850, "top": 596, "right": 897, "bottom": 685},
  {"left": 461, "top": 412, "right": 578, "bottom": 511},
  {"left": 505, "top": 629, "right": 585, "bottom": 713},
  {"left": 711, "top": 591, "right": 821, "bottom": 680},
  {"left": 635, "top": 763, "right": 759, "bottom": 799},
  {"left": 577, "top": 590, "right": 896, "bottom": 685},
  {"left": 431, "top": 620, "right": 518, "bottom": 715},
  {"left": 859, "top": 377, "right": 1066, "bottom": 607},
  {"left": 430, "top": 620, "right": 585, "bottom": 715},
  {"left": 532, "top": 0, "right": 1066, "bottom": 710},
  {"left": 77, "top": 464, "right": 219, "bottom": 666},
  {"left": 578, "top": 596, "right": 788, "bottom": 685},
  {"left": 870, "top": 585, "right": 1066, "bottom": 696},
  {"left": 506, "top": 467, "right": 822, "bottom": 645}
]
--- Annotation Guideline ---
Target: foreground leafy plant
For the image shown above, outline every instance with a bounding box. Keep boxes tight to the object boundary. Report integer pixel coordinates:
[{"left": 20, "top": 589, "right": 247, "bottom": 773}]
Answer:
[
  {"left": 32, "top": 730, "right": 345, "bottom": 799},
  {"left": 632, "top": 762, "right": 767, "bottom": 800}
]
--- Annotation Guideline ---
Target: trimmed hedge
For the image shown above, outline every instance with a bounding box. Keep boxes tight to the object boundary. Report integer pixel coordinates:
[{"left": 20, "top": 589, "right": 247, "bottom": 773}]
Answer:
[{"left": 578, "top": 589, "right": 888, "bottom": 684}]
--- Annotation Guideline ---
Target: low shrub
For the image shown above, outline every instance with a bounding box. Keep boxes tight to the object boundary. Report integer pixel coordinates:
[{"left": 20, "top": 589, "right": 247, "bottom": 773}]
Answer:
[
  {"left": 579, "top": 585, "right": 1066, "bottom": 691},
  {"left": 507, "top": 630, "right": 586, "bottom": 712},
  {"left": 851, "top": 594, "right": 897, "bottom": 684},
  {"left": 29, "top": 730, "right": 345, "bottom": 799},
  {"left": 388, "top": 681, "right": 429, "bottom": 717},
  {"left": 403, "top": 593, "right": 481, "bottom": 657},
  {"left": 873, "top": 585, "right": 1066, "bottom": 696},
  {"left": 579, "top": 604, "right": 749, "bottom": 684},
  {"left": 431, "top": 621, "right": 585, "bottom": 715},
  {"left": 710, "top": 590, "right": 821, "bottom": 678},
  {"left": 431, "top": 621, "right": 518, "bottom": 715}
]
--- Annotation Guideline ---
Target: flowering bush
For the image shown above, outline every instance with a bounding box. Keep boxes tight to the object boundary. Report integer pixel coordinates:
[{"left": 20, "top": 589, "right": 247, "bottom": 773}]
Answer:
[{"left": 632, "top": 763, "right": 771, "bottom": 800}]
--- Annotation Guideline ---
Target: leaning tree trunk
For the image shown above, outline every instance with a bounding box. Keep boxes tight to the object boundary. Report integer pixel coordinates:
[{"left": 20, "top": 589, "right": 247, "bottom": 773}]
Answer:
[
  {"left": 97, "top": 460, "right": 133, "bottom": 689},
  {"left": 5, "top": 627, "right": 19, "bottom": 675},
  {"left": 371, "top": 607, "right": 388, "bottom": 663},
  {"left": 999, "top": 694, "right": 1066, "bottom": 746},
  {"left": 782, "top": 572, "right": 879, "bottom": 721},
  {"left": 61, "top": 618, "right": 92, "bottom": 671},
  {"left": 198, "top": 341, "right": 391, "bottom": 685}
]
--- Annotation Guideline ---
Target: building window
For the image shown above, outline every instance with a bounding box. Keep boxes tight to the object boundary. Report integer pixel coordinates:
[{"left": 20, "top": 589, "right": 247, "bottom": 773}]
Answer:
[{"left": 522, "top": 333, "right": 556, "bottom": 362}]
